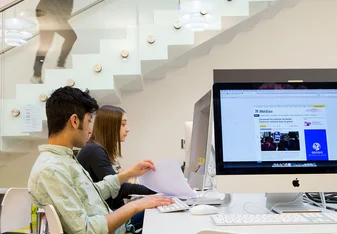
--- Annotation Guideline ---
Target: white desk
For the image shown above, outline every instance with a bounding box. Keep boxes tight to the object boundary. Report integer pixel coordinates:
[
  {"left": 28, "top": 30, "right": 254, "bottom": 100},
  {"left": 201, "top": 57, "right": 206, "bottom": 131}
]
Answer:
[{"left": 143, "top": 194, "right": 337, "bottom": 234}]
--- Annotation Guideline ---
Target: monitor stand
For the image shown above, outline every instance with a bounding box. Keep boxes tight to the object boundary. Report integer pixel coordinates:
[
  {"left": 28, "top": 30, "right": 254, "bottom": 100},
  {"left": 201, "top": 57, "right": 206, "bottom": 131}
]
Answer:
[
  {"left": 266, "top": 193, "right": 321, "bottom": 214},
  {"left": 186, "top": 164, "right": 232, "bottom": 206}
]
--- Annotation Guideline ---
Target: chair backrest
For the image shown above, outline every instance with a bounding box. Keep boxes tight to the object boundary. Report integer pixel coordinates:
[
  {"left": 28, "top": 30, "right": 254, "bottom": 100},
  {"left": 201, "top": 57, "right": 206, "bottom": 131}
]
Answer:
[
  {"left": 0, "top": 188, "right": 31, "bottom": 233},
  {"left": 44, "top": 205, "right": 63, "bottom": 234}
]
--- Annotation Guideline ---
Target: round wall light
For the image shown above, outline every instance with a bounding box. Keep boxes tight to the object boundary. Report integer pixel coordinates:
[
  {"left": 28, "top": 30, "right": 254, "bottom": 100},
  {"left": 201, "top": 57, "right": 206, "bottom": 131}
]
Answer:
[
  {"left": 147, "top": 35, "right": 155, "bottom": 44},
  {"left": 200, "top": 9, "right": 208, "bottom": 15},
  {"left": 94, "top": 64, "right": 102, "bottom": 73},
  {"left": 66, "top": 79, "right": 75, "bottom": 87},
  {"left": 11, "top": 108, "right": 20, "bottom": 117},
  {"left": 174, "top": 21, "right": 182, "bottom": 30},
  {"left": 120, "top": 49, "right": 129, "bottom": 59},
  {"left": 39, "top": 94, "right": 48, "bottom": 102}
]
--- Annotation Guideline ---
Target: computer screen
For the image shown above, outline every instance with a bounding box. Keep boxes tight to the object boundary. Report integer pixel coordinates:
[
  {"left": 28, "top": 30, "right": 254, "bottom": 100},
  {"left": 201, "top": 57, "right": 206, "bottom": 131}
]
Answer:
[
  {"left": 186, "top": 90, "right": 213, "bottom": 190},
  {"left": 213, "top": 82, "right": 337, "bottom": 193}
]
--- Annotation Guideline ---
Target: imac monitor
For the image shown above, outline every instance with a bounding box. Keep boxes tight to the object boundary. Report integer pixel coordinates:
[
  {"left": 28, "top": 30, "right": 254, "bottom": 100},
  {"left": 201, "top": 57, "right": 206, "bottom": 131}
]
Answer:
[
  {"left": 187, "top": 90, "right": 213, "bottom": 190},
  {"left": 213, "top": 82, "right": 337, "bottom": 194}
]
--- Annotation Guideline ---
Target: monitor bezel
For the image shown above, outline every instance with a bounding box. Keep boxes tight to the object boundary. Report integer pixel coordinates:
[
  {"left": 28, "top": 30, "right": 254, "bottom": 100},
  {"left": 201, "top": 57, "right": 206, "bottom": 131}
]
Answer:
[{"left": 213, "top": 81, "right": 337, "bottom": 176}]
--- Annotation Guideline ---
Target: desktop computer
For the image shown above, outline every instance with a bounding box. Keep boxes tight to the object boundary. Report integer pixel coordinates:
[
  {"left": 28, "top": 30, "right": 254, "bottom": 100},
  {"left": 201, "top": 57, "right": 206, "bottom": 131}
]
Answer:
[
  {"left": 186, "top": 90, "right": 213, "bottom": 191},
  {"left": 184, "top": 90, "right": 231, "bottom": 206},
  {"left": 212, "top": 80, "right": 337, "bottom": 213}
]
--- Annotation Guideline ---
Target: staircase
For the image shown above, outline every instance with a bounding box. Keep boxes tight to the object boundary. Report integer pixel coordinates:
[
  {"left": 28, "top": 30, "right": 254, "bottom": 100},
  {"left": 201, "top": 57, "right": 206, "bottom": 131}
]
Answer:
[{"left": 0, "top": 0, "right": 300, "bottom": 172}]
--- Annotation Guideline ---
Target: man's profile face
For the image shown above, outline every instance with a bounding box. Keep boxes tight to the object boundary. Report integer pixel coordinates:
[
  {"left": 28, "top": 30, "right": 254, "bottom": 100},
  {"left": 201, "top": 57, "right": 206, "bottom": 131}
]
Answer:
[{"left": 73, "top": 113, "right": 92, "bottom": 148}]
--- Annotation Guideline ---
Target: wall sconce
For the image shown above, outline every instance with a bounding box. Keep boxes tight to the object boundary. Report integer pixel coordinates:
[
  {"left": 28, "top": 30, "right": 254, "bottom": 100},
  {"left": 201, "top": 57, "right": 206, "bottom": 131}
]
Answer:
[
  {"left": 147, "top": 35, "right": 155, "bottom": 44},
  {"left": 94, "top": 64, "right": 102, "bottom": 73},
  {"left": 39, "top": 94, "right": 48, "bottom": 102},
  {"left": 174, "top": 21, "right": 182, "bottom": 30},
  {"left": 66, "top": 79, "right": 75, "bottom": 87},
  {"left": 120, "top": 50, "right": 129, "bottom": 60},
  {"left": 11, "top": 108, "right": 20, "bottom": 117}
]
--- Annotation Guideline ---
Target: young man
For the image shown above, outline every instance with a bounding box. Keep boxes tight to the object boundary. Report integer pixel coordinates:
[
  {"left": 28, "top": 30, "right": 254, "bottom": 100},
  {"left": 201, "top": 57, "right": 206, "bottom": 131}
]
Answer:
[{"left": 28, "top": 86, "right": 173, "bottom": 234}]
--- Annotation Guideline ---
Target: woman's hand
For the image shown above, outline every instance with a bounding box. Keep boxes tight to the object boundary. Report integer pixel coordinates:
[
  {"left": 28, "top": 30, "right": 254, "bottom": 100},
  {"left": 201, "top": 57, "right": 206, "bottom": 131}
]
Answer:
[
  {"left": 118, "top": 160, "right": 155, "bottom": 183},
  {"left": 127, "top": 160, "right": 156, "bottom": 177}
]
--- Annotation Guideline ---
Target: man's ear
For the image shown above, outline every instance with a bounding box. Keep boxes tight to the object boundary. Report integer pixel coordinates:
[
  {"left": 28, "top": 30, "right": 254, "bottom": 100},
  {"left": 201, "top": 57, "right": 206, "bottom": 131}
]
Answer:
[{"left": 70, "top": 114, "right": 79, "bottom": 129}]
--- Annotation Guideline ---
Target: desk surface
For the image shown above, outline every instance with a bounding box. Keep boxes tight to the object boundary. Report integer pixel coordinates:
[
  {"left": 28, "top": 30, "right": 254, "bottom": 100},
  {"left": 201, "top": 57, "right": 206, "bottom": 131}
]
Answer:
[{"left": 143, "top": 194, "right": 337, "bottom": 234}]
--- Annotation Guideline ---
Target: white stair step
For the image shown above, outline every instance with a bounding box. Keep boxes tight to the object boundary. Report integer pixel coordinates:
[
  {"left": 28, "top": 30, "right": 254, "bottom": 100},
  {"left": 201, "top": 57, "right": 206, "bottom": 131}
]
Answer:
[
  {"left": 3, "top": 0, "right": 280, "bottom": 140},
  {"left": 114, "top": 75, "right": 144, "bottom": 92},
  {"left": 143, "top": 0, "right": 286, "bottom": 80}
]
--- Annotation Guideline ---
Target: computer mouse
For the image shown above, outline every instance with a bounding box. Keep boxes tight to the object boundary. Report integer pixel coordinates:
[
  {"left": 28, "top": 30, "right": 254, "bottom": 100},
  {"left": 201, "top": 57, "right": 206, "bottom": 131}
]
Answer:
[{"left": 190, "top": 204, "right": 219, "bottom": 215}]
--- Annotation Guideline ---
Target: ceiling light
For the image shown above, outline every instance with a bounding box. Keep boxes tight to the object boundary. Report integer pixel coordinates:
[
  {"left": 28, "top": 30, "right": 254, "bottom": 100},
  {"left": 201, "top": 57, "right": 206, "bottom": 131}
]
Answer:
[
  {"left": 179, "top": 0, "right": 217, "bottom": 32},
  {"left": 180, "top": 0, "right": 216, "bottom": 14},
  {"left": 0, "top": 18, "right": 36, "bottom": 47},
  {"left": 181, "top": 13, "right": 216, "bottom": 32},
  {"left": 1, "top": 18, "right": 36, "bottom": 30}
]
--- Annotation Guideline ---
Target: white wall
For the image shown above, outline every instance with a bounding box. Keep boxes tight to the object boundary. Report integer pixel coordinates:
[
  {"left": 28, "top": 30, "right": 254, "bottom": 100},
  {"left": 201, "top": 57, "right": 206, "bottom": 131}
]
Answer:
[
  {"left": 2, "top": 0, "right": 337, "bottom": 186},
  {"left": 118, "top": 0, "right": 337, "bottom": 170}
]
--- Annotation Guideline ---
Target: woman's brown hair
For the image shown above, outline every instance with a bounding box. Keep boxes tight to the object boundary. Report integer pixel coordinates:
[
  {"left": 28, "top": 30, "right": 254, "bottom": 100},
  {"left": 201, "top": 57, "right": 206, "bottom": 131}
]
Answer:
[{"left": 89, "top": 105, "right": 125, "bottom": 163}]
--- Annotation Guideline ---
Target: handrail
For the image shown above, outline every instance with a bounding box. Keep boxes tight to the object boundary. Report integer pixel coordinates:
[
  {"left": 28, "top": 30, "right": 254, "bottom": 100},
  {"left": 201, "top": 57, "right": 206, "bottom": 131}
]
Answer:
[
  {"left": 0, "top": 0, "right": 24, "bottom": 13},
  {"left": 0, "top": 0, "right": 106, "bottom": 55},
  {"left": 70, "top": 0, "right": 105, "bottom": 19}
]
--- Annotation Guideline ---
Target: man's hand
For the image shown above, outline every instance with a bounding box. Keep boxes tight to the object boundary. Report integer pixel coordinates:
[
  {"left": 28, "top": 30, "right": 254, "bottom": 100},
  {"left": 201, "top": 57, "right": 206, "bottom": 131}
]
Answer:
[{"left": 133, "top": 195, "right": 174, "bottom": 213}]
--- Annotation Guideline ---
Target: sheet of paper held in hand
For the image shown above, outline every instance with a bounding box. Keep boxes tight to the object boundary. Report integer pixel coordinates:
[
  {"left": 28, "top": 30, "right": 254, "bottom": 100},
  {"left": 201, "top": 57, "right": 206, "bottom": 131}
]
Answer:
[{"left": 139, "top": 160, "right": 197, "bottom": 199}]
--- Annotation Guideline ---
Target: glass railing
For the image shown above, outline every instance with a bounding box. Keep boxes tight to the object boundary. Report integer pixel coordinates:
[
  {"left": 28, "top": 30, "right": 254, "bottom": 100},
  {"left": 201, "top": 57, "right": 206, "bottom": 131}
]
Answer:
[
  {"left": 1, "top": 0, "right": 27, "bottom": 152},
  {"left": 0, "top": 0, "right": 278, "bottom": 144}
]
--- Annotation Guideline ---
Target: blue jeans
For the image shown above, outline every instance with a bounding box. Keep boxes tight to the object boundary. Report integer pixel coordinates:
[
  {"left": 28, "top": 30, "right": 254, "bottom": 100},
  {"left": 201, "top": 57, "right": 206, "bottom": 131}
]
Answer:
[{"left": 131, "top": 211, "right": 145, "bottom": 233}]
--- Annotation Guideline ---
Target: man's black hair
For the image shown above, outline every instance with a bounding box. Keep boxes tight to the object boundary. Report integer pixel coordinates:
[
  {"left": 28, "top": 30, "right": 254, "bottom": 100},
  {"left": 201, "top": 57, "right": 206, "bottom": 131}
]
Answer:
[{"left": 46, "top": 86, "right": 99, "bottom": 137}]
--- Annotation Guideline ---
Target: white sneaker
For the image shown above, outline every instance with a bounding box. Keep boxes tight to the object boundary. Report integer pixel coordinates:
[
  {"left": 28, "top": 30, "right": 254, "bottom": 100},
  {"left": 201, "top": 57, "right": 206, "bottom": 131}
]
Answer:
[{"left": 30, "top": 76, "right": 43, "bottom": 84}]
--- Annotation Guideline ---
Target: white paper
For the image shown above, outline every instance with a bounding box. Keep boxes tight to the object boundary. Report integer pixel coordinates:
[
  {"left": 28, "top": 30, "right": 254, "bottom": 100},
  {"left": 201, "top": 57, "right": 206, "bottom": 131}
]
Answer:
[
  {"left": 139, "top": 160, "right": 197, "bottom": 199},
  {"left": 21, "top": 104, "right": 42, "bottom": 132}
]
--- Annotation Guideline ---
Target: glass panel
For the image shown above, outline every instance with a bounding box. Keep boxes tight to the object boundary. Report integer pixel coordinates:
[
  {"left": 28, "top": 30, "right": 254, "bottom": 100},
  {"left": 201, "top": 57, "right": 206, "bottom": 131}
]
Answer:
[
  {"left": 0, "top": 10, "right": 4, "bottom": 152},
  {"left": 0, "top": 0, "right": 278, "bottom": 161},
  {"left": 0, "top": 0, "right": 139, "bottom": 142}
]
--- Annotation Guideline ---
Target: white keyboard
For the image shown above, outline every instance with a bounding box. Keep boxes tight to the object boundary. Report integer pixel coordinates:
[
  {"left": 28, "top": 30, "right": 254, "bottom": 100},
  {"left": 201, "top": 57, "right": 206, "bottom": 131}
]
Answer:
[
  {"left": 157, "top": 197, "right": 190, "bottom": 213},
  {"left": 211, "top": 213, "right": 337, "bottom": 226}
]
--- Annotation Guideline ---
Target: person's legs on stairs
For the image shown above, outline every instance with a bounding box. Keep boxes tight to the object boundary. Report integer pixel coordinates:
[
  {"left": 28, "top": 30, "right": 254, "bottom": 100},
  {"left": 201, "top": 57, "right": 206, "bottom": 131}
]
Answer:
[
  {"left": 56, "top": 25, "right": 77, "bottom": 68},
  {"left": 31, "top": 30, "right": 54, "bottom": 84}
]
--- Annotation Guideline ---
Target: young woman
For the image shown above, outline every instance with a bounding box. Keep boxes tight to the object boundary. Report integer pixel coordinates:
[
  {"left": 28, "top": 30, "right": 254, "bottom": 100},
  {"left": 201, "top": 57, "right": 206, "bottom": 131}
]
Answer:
[{"left": 77, "top": 105, "right": 156, "bottom": 231}]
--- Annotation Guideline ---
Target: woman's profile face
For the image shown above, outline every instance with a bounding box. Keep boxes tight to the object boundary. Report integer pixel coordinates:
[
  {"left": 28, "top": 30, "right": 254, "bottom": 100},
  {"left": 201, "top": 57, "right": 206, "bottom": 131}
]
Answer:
[{"left": 119, "top": 113, "right": 130, "bottom": 142}]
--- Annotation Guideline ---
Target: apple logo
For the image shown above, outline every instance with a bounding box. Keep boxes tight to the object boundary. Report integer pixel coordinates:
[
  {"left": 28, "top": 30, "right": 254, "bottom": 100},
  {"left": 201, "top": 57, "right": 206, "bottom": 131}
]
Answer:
[{"left": 292, "top": 178, "right": 300, "bottom": 187}]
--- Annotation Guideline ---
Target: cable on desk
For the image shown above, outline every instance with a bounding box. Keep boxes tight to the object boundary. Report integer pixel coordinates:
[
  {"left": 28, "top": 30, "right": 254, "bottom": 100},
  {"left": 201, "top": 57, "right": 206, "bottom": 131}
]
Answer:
[
  {"left": 243, "top": 193, "right": 304, "bottom": 214},
  {"left": 305, "top": 192, "right": 337, "bottom": 204},
  {"left": 303, "top": 193, "right": 337, "bottom": 212}
]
